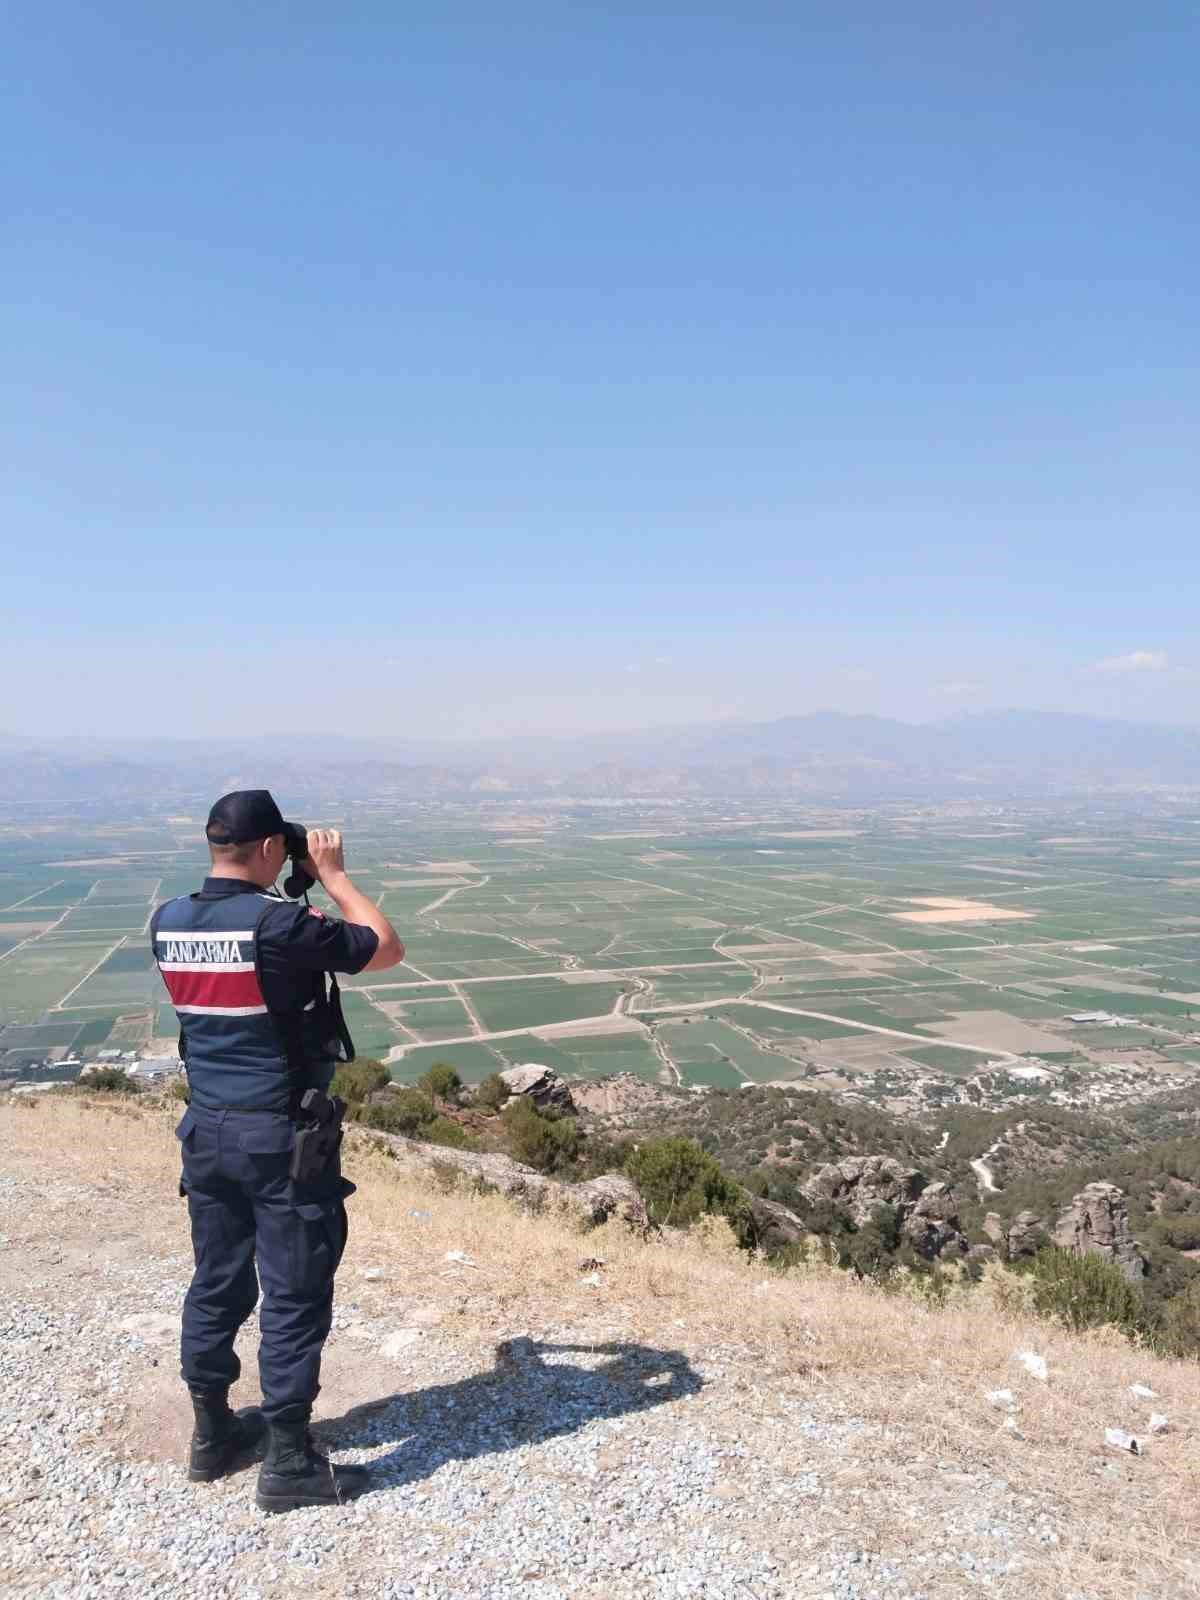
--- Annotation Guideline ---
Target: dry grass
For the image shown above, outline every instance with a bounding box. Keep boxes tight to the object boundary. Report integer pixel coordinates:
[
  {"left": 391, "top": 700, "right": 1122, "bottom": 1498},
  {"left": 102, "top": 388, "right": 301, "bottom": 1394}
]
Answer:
[{"left": 4, "top": 1092, "right": 1200, "bottom": 1596}]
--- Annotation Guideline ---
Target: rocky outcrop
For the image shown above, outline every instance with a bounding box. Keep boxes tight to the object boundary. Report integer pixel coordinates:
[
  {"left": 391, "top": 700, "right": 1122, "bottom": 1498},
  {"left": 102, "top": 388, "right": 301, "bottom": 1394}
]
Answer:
[
  {"left": 1004, "top": 1210, "right": 1046, "bottom": 1261},
  {"left": 498, "top": 1063, "right": 577, "bottom": 1115},
  {"left": 1052, "top": 1183, "right": 1147, "bottom": 1282},
  {"left": 362, "top": 1126, "right": 649, "bottom": 1233},
  {"left": 800, "top": 1156, "right": 967, "bottom": 1260},
  {"left": 800, "top": 1156, "right": 925, "bottom": 1222},
  {"left": 901, "top": 1181, "right": 969, "bottom": 1262},
  {"left": 746, "top": 1194, "right": 809, "bottom": 1252}
]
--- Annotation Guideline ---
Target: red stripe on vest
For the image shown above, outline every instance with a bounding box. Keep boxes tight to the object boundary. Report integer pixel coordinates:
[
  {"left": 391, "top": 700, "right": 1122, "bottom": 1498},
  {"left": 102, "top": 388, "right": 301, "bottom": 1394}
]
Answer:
[{"left": 161, "top": 969, "right": 265, "bottom": 1009}]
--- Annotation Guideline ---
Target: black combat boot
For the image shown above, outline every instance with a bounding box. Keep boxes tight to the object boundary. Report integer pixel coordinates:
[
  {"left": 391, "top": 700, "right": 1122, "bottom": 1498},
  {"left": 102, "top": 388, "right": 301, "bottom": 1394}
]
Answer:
[
  {"left": 188, "top": 1388, "right": 265, "bottom": 1483},
  {"left": 255, "top": 1418, "right": 370, "bottom": 1512}
]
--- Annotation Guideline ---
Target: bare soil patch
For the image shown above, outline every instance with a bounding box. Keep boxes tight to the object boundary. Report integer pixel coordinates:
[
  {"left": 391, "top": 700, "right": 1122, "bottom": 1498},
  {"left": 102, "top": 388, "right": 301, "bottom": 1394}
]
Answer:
[
  {"left": 894, "top": 897, "right": 1035, "bottom": 925},
  {"left": 536, "top": 1015, "right": 645, "bottom": 1040},
  {"left": 382, "top": 876, "right": 470, "bottom": 888},
  {"left": 773, "top": 829, "right": 862, "bottom": 839},
  {"left": 923, "top": 1011, "right": 1067, "bottom": 1054}
]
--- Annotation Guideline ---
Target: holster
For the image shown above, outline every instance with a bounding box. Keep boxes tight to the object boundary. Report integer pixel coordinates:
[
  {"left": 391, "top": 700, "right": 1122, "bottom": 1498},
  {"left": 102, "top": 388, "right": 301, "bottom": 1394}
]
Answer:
[{"left": 289, "top": 1089, "right": 346, "bottom": 1184}]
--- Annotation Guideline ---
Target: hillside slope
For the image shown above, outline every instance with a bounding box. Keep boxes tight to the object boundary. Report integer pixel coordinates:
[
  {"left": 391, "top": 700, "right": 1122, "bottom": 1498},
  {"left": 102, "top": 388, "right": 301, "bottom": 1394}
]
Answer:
[{"left": 2, "top": 1096, "right": 1199, "bottom": 1599}]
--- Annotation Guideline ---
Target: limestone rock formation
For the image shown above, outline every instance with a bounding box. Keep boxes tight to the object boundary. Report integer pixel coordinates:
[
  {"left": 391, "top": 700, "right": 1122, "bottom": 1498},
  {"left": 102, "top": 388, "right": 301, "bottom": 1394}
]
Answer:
[
  {"left": 746, "top": 1194, "right": 809, "bottom": 1252},
  {"left": 1052, "top": 1182, "right": 1147, "bottom": 1282},
  {"left": 901, "top": 1180, "right": 969, "bottom": 1261},
  {"left": 1004, "top": 1210, "right": 1046, "bottom": 1261},
  {"left": 800, "top": 1156, "right": 967, "bottom": 1260},
  {"left": 800, "top": 1156, "right": 925, "bottom": 1223},
  {"left": 364, "top": 1126, "right": 649, "bottom": 1233},
  {"left": 499, "top": 1063, "right": 577, "bottom": 1115}
]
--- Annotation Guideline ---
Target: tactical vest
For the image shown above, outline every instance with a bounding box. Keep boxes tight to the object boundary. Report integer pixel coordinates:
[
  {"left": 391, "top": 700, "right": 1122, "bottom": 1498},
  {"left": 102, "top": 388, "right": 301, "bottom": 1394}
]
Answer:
[{"left": 151, "top": 889, "right": 336, "bottom": 1112}]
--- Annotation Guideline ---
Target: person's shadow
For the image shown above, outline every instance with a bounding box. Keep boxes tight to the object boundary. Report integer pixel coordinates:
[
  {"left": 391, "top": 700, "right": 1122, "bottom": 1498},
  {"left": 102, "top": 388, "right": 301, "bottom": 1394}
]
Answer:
[{"left": 313, "top": 1337, "right": 703, "bottom": 1493}]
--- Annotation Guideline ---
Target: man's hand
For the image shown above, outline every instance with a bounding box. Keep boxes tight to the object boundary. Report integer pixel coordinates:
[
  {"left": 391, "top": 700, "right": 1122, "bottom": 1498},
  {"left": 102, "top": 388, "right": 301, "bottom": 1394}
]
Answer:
[
  {"left": 302, "top": 826, "right": 404, "bottom": 970},
  {"left": 305, "top": 828, "right": 346, "bottom": 885}
]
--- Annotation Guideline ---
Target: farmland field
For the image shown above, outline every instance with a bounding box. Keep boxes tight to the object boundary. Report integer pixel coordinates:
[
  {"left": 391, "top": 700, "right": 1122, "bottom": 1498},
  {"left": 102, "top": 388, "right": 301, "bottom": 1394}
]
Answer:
[{"left": 5, "top": 798, "right": 1200, "bottom": 1099}]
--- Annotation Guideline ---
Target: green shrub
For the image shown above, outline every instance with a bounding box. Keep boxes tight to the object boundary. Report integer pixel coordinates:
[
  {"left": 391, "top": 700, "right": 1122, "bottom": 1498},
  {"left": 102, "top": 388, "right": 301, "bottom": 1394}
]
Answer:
[
  {"left": 474, "top": 1073, "right": 511, "bottom": 1111},
  {"left": 1156, "top": 1278, "right": 1200, "bottom": 1358},
  {"left": 838, "top": 1203, "right": 902, "bottom": 1278},
  {"left": 1151, "top": 1214, "right": 1200, "bottom": 1252},
  {"left": 360, "top": 1087, "right": 437, "bottom": 1136},
  {"left": 1027, "top": 1245, "right": 1146, "bottom": 1337},
  {"left": 501, "top": 1096, "right": 581, "bottom": 1174},
  {"left": 624, "top": 1135, "right": 749, "bottom": 1238},
  {"left": 418, "top": 1062, "right": 463, "bottom": 1105},
  {"left": 423, "top": 1115, "right": 477, "bottom": 1151},
  {"left": 82, "top": 1067, "right": 140, "bottom": 1095},
  {"left": 332, "top": 1058, "right": 391, "bottom": 1105},
  {"left": 167, "top": 1076, "right": 190, "bottom": 1103},
  {"left": 574, "top": 1130, "right": 634, "bottom": 1181}
]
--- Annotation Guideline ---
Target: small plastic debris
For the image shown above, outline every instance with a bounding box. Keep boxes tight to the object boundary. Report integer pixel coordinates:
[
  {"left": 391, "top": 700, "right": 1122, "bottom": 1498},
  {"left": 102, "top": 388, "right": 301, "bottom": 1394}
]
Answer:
[
  {"left": 986, "top": 1388, "right": 1018, "bottom": 1410},
  {"left": 362, "top": 1267, "right": 385, "bottom": 1282},
  {"left": 1014, "top": 1349, "right": 1048, "bottom": 1382},
  {"left": 1129, "top": 1383, "right": 1157, "bottom": 1400},
  {"left": 1104, "top": 1428, "right": 1142, "bottom": 1455},
  {"left": 408, "top": 1209, "right": 431, "bottom": 1223},
  {"left": 1003, "top": 1415, "right": 1023, "bottom": 1436},
  {"left": 1149, "top": 1413, "right": 1170, "bottom": 1435},
  {"left": 444, "top": 1250, "right": 477, "bottom": 1267},
  {"left": 579, "top": 1271, "right": 603, "bottom": 1287}
]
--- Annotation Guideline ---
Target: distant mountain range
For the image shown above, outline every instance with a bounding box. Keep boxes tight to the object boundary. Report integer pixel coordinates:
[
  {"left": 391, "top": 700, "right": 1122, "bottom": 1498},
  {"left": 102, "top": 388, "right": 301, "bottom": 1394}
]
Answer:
[{"left": 1, "top": 710, "right": 1198, "bottom": 806}]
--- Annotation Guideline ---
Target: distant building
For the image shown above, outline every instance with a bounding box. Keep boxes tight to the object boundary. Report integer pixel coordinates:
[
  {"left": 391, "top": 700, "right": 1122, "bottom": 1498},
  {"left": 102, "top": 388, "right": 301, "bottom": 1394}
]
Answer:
[
  {"left": 1069, "top": 1011, "right": 1113, "bottom": 1024},
  {"left": 96, "top": 1049, "right": 122, "bottom": 1062},
  {"left": 132, "top": 1057, "right": 181, "bottom": 1080}
]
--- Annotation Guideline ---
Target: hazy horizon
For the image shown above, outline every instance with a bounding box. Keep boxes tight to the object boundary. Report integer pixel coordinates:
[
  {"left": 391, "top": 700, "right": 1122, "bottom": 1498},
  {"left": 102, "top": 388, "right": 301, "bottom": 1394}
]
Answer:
[{"left": 6, "top": 700, "right": 1200, "bottom": 751}]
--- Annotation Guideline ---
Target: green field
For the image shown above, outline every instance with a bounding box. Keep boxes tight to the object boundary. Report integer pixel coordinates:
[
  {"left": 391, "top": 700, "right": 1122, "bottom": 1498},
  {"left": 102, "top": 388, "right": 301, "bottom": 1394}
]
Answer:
[{"left": 5, "top": 802, "right": 1200, "bottom": 1091}]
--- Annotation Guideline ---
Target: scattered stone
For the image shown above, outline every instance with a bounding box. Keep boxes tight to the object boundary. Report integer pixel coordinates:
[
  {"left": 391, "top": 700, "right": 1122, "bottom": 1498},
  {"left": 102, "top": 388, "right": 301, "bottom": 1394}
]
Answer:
[
  {"left": 362, "top": 1266, "right": 386, "bottom": 1282},
  {"left": 379, "top": 1328, "right": 423, "bottom": 1359},
  {"left": 1130, "top": 1383, "right": 1157, "bottom": 1400},
  {"left": 577, "top": 1256, "right": 606, "bottom": 1272},
  {"left": 444, "top": 1250, "right": 477, "bottom": 1267},
  {"left": 986, "top": 1389, "right": 1017, "bottom": 1411},
  {"left": 1150, "top": 1413, "right": 1170, "bottom": 1435}
]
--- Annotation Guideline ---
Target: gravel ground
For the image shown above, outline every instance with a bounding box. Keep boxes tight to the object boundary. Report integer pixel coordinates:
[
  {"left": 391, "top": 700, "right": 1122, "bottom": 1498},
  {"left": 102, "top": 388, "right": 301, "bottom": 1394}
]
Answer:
[{"left": 0, "top": 1168, "right": 1076, "bottom": 1600}]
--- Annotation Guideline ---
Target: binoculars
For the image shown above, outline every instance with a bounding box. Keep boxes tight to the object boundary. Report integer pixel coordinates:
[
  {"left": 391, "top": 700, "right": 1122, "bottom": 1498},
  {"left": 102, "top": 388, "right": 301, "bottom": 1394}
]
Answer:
[{"left": 281, "top": 822, "right": 315, "bottom": 900}]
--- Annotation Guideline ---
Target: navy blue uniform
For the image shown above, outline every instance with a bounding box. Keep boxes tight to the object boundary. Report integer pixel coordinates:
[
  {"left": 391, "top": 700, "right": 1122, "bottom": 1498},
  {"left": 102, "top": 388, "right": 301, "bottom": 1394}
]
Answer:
[{"left": 154, "top": 877, "right": 378, "bottom": 1421}]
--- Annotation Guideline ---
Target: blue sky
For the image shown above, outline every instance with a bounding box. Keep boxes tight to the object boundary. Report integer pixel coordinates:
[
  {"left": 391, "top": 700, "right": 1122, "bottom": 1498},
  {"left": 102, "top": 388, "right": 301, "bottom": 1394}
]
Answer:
[{"left": 4, "top": 5, "right": 1198, "bottom": 738}]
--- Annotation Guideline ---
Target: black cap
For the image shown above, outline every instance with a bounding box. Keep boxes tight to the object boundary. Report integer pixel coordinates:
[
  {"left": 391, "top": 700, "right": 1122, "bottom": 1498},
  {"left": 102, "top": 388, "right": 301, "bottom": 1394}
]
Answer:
[{"left": 206, "top": 789, "right": 291, "bottom": 846}]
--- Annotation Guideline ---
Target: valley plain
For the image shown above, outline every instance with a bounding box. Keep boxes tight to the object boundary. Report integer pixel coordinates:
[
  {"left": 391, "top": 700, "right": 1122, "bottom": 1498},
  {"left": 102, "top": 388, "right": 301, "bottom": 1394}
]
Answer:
[{"left": 5, "top": 796, "right": 1200, "bottom": 1122}]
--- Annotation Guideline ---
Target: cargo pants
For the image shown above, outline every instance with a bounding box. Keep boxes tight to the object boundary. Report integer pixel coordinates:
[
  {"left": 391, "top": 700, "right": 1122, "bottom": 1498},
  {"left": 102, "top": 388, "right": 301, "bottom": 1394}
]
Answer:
[{"left": 175, "top": 1106, "right": 354, "bottom": 1421}]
